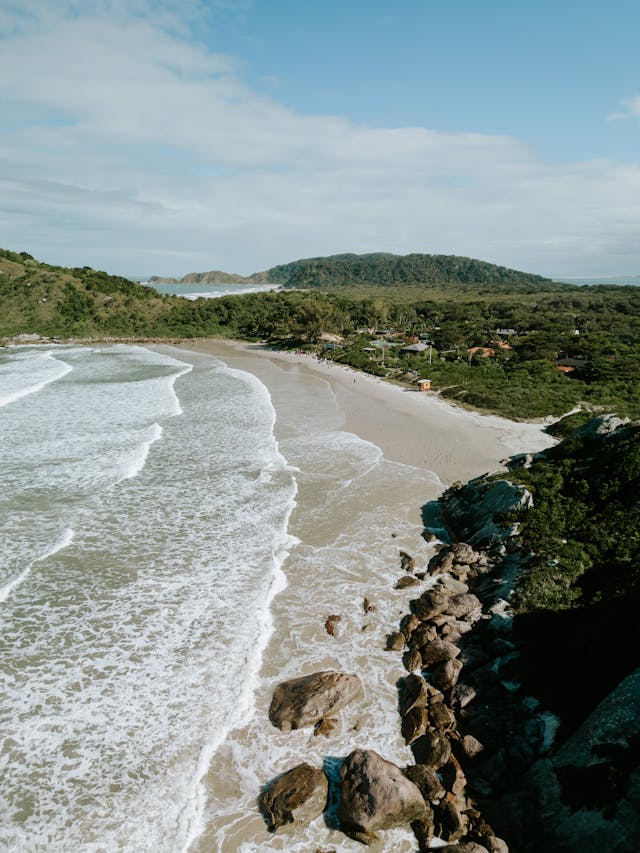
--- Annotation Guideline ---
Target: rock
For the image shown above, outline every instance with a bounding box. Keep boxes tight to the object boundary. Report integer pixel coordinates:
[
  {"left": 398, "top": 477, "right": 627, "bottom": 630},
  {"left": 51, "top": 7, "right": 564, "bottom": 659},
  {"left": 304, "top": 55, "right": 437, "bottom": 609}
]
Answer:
[
  {"left": 428, "top": 549, "right": 455, "bottom": 575},
  {"left": 440, "top": 844, "right": 489, "bottom": 853},
  {"left": 403, "top": 764, "right": 446, "bottom": 803},
  {"left": 400, "top": 550, "right": 416, "bottom": 572},
  {"left": 363, "top": 596, "right": 376, "bottom": 613},
  {"left": 395, "top": 575, "right": 422, "bottom": 590},
  {"left": 485, "top": 837, "right": 509, "bottom": 852},
  {"left": 420, "top": 639, "right": 460, "bottom": 668},
  {"left": 313, "top": 717, "right": 338, "bottom": 737},
  {"left": 399, "top": 672, "right": 428, "bottom": 716},
  {"left": 411, "top": 814, "right": 435, "bottom": 851},
  {"left": 453, "top": 684, "right": 477, "bottom": 709},
  {"left": 409, "top": 623, "right": 438, "bottom": 648},
  {"left": 434, "top": 799, "right": 466, "bottom": 842},
  {"left": 269, "top": 671, "right": 362, "bottom": 732},
  {"left": 459, "top": 734, "right": 485, "bottom": 760},
  {"left": 385, "top": 631, "right": 406, "bottom": 651},
  {"left": 324, "top": 614, "right": 341, "bottom": 636},
  {"left": 411, "top": 590, "right": 449, "bottom": 621},
  {"left": 430, "top": 658, "right": 463, "bottom": 692},
  {"left": 402, "top": 706, "right": 428, "bottom": 744},
  {"left": 439, "top": 574, "right": 469, "bottom": 595},
  {"left": 411, "top": 731, "right": 452, "bottom": 769},
  {"left": 400, "top": 612, "right": 420, "bottom": 640},
  {"left": 441, "top": 755, "right": 467, "bottom": 796},
  {"left": 427, "top": 700, "right": 456, "bottom": 731},
  {"left": 443, "top": 593, "right": 482, "bottom": 621},
  {"left": 338, "top": 749, "right": 428, "bottom": 844},
  {"left": 259, "top": 762, "right": 328, "bottom": 833},
  {"left": 403, "top": 648, "right": 423, "bottom": 672},
  {"left": 452, "top": 542, "right": 481, "bottom": 564}
]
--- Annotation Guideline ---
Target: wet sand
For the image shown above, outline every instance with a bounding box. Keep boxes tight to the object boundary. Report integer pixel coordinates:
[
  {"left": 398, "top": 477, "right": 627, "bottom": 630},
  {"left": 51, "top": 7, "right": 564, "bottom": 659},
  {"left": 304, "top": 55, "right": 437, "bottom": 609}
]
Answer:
[{"left": 167, "top": 340, "right": 556, "bottom": 852}]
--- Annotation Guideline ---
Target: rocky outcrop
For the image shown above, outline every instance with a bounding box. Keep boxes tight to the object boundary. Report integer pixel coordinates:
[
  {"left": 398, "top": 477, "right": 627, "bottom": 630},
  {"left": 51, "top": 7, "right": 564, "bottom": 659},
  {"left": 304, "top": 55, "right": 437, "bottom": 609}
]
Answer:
[
  {"left": 259, "top": 763, "right": 328, "bottom": 833},
  {"left": 268, "top": 671, "right": 362, "bottom": 732},
  {"left": 337, "top": 749, "right": 428, "bottom": 844},
  {"left": 436, "top": 479, "right": 532, "bottom": 546},
  {"left": 493, "top": 666, "right": 640, "bottom": 852}
]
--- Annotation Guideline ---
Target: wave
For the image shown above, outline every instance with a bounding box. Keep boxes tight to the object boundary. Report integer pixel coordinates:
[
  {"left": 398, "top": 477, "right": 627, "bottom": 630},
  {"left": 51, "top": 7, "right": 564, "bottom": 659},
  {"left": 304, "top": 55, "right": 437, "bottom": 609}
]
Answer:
[
  {"left": 177, "top": 368, "right": 298, "bottom": 853},
  {"left": 0, "top": 352, "right": 72, "bottom": 409},
  {"left": 0, "top": 527, "right": 74, "bottom": 604}
]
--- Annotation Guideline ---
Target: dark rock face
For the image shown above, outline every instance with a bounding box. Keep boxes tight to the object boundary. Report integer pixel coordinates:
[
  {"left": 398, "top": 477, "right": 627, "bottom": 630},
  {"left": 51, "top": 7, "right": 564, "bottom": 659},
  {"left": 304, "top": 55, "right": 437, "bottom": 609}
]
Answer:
[
  {"left": 400, "top": 550, "right": 416, "bottom": 572},
  {"left": 269, "top": 671, "right": 362, "bottom": 732},
  {"left": 338, "top": 749, "right": 428, "bottom": 844},
  {"left": 259, "top": 763, "right": 328, "bottom": 832}
]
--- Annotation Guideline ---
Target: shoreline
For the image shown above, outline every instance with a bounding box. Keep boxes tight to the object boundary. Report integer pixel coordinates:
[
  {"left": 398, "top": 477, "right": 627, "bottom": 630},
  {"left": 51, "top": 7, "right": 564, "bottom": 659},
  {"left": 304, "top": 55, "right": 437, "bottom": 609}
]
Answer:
[
  {"left": 158, "top": 339, "right": 557, "bottom": 850},
  {"left": 173, "top": 338, "right": 557, "bottom": 484}
]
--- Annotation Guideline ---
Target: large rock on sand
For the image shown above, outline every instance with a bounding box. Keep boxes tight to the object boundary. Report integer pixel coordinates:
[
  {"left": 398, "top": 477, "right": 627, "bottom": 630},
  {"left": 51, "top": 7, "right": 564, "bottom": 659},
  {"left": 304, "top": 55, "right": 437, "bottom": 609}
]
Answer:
[
  {"left": 338, "top": 749, "right": 428, "bottom": 844},
  {"left": 269, "top": 671, "right": 362, "bottom": 732},
  {"left": 259, "top": 763, "right": 328, "bottom": 832}
]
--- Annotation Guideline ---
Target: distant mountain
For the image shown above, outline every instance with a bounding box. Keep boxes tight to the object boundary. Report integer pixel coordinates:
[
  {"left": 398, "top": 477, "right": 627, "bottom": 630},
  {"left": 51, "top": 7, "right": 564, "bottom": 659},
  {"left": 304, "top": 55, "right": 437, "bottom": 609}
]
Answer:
[
  {"left": 251, "top": 252, "right": 558, "bottom": 291},
  {"left": 150, "top": 270, "right": 253, "bottom": 285}
]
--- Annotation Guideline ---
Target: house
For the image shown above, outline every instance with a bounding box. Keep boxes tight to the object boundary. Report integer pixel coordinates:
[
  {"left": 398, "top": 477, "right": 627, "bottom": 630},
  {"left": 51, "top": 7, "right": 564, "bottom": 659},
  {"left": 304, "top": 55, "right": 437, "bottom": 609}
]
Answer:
[
  {"left": 417, "top": 378, "right": 432, "bottom": 391},
  {"left": 556, "top": 357, "right": 586, "bottom": 374},
  {"left": 495, "top": 328, "right": 518, "bottom": 337},
  {"left": 468, "top": 346, "right": 495, "bottom": 358},
  {"left": 401, "top": 343, "right": 428, "bottom": 354}
]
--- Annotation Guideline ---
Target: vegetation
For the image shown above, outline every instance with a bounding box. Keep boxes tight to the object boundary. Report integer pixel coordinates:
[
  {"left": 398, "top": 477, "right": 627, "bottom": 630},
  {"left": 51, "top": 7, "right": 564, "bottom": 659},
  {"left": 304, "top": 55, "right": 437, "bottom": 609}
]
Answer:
[
  {"left": 3, "top": 247, "right": 640, "bottom": 421},
  {"left": 494, "top": 419, "right": 640, "bottom": 731}
]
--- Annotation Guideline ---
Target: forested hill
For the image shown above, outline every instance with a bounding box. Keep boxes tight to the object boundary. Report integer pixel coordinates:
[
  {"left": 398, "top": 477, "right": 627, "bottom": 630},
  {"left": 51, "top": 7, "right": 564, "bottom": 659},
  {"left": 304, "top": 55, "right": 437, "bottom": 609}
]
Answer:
[{"left": 253, "top": 252, "right": 558, "bottom": 291}]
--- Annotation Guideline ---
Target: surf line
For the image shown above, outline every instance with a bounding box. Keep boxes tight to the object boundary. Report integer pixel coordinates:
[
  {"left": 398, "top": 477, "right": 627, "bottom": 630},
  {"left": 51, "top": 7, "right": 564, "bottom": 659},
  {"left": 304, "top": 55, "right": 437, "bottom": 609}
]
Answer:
[{"left": 0, "top": 527, "right": 74, "bottom": 604}]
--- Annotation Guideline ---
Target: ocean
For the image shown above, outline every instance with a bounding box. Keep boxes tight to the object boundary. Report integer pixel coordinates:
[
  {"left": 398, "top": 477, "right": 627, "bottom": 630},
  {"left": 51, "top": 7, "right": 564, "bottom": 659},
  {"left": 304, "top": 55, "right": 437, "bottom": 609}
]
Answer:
[{"left": 0, "top": 342, "right": 445, "bottom": 852}]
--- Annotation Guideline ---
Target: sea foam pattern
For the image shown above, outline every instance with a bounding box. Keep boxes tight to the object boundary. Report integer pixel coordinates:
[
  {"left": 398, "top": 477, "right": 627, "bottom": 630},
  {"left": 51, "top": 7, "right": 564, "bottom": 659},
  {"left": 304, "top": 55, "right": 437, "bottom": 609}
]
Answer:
[{"left": 0, "top": 345, "right": 296, "bottom": 852}]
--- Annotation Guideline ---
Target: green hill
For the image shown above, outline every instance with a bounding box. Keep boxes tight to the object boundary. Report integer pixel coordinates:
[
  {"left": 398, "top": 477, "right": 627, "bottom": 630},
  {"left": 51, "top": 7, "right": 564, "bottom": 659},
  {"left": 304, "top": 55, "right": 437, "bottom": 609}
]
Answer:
[{"left": 253, "top": 252, "right": 557, "bottom": 292}]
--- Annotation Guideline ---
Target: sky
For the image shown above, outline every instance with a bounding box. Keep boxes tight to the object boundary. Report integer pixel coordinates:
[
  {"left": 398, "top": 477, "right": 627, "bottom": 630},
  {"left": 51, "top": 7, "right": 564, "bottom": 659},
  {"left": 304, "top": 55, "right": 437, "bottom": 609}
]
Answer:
[{"left": 1, "top": 0, "right": 640, "bottom": 278}]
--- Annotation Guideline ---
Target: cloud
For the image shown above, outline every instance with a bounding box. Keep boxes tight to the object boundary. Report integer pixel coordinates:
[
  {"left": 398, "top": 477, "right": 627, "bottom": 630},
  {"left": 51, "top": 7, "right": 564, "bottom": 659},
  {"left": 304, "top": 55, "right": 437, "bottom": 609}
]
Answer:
[
  {"left": 2, "top": 1, "right": 640, "bottom": 277},
  {"left": 607, "top": 95, "right": 640, "bottom": 123}
]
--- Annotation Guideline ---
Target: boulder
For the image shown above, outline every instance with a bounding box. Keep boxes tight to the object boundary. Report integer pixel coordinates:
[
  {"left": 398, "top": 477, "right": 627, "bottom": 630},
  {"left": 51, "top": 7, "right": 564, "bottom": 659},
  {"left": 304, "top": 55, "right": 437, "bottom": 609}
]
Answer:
[
  {"left": 451, "top": 542, "right": 481, "bottom": 564},
  {"left": 485, "top": 837, "right": 509, "bottom": 852},
  {"left": 385, "top": 631, "right": 405, "bottom": 651},
  {"left": 395, "top": 575, "right": 422, "bottom": 590},
  {"left": 439, "top": 575, "right": 469, "bottom": 595},
  {"left": 338, "top": 749, "right": 427, "bottom": 844},
  {"left": 430, "top": 658, "right": 464, "bottom": 692},
  {"left": 403, "top": 648, "right": 423, "bottom": 672},
  {"left": 412, "top": 731, "right": 452, "bottom": 769},
  {"left": 420, "top": 639, "right": 460, "bottom": 668},
  {"left": 324, "top": 614, "right": 341, "bottom": 636},
  {"left": 427, "top": 700, "right": 456, "bottom": 732},
  {"left": 443, "top": 593, "right": 482, "bottom": 621},
  {"left": 400, "top": 612, "right": 420, "bottom": 639},
  {"left": 440, "top": 845, "right": 489, "bottom": 853},
  {"left": 411, "top": 815, "right": 435, "bottom": 851},
  {"left": 434, "top": 799, "right": 466, "bottom": 842},
  {"left": 259, "top": 763, "right": 328, "bottom": 833},
  {"left": 399, "top": 672, "right": 428, "bottom": 716},
  {"left": 400, "top": 550, "right": 416, "bottom": 572},
  {"left": 409, "top": 623, "right": 438, "bottom": 648},
  {"left": 411, "top": 589, "right": 449, "bottom": 621},
  {"left": 402, "top": 706, "right": 428, "bottom": 744},
  {"left": 403, "top": 764, "right": 446, "bottom": 803},
  {"left": 363, "top": 596, "right": 376, "bottom": 613},
  {"left": 269, "top": 671, "right": 362, "bottom": 732},
  {"left": 459, "top": 734, "right": 485, "bottom": 760}
]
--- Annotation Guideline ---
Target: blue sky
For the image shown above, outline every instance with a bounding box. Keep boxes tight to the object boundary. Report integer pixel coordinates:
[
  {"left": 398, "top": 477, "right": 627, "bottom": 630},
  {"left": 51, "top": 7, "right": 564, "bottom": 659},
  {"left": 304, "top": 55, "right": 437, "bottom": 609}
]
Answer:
[{"left": 1, "top": 0, "right": 639, "bottom": 278}]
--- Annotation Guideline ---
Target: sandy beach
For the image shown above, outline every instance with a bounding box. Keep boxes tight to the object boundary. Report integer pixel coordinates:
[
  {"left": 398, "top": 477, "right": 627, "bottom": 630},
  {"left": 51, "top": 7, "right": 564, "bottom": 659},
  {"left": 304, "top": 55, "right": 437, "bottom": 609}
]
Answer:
[
  {"left": 162, "top": 339, "right": 557, "bottom": 852},
  {"left": 180, "top": 339, "right": 555, "bottom": 484}
]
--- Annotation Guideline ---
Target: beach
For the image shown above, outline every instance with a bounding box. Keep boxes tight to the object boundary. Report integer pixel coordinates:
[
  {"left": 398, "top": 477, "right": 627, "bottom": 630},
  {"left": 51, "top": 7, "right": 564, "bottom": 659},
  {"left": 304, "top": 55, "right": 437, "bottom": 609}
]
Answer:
[{"left": 167, "top": 339, "right": 556, "bottom": 852}]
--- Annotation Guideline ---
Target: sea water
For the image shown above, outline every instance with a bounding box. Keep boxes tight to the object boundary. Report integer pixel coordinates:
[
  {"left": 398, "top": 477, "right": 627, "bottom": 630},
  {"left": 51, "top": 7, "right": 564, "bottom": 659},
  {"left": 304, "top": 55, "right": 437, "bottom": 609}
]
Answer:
[{"left": 0, "top": 344, "right": 297, "bottom": 851}]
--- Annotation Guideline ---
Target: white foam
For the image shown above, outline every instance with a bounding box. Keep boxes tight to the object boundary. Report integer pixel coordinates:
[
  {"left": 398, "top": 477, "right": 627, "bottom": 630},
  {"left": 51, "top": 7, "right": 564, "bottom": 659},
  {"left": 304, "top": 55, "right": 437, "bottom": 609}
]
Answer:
[
  {"left": 115, "top": 421, "right": 164, "bottom": 483},
  {"left": 0, "top": 351, "right": 72, "bottom": 408},
  {"left": 0, "top": 527, "right": 74, "bottom": 603}
]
